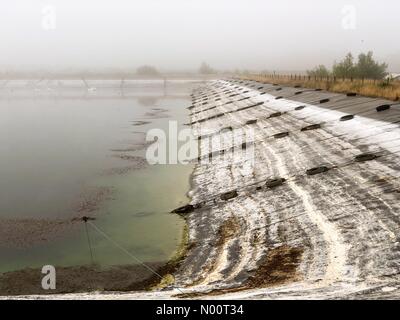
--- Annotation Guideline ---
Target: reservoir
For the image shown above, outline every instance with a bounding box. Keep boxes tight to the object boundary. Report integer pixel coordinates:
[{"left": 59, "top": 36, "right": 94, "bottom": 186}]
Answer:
[{"left": 0, "top": 79, "right": 197, "bottom": 291}]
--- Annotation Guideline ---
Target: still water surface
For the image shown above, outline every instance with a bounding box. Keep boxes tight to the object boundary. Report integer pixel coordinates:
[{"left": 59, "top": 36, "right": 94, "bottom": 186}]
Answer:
[{"left": 0, "top": 80, "right": 197, "bottom": 273}]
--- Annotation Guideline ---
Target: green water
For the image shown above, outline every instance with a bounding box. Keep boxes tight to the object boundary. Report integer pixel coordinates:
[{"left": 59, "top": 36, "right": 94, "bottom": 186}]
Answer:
[{"left": 0, "top": 80, "right": 196, "bottom": 273}]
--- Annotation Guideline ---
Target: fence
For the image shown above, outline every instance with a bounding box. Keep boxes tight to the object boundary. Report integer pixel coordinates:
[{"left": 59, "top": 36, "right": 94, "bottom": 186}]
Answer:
[
  {"left": 238, "top": 73, "right": 400, "bottom": 101},
  {"left": 248, "top": 73, "right": 396, "bottom": 84}
]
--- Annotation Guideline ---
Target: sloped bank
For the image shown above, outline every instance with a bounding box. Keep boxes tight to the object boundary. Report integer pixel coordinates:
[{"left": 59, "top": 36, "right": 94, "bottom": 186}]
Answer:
[
  {"left": 7, "top": 79, "right": 400, "bottom": 299},
  {"left": 170, "top": 78, "right": 400, "bottom": 299}
]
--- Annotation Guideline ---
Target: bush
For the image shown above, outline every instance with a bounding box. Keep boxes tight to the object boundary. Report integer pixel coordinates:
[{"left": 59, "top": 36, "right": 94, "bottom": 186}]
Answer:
[
  {"left": 136, "top": 65, "right": 159, "bottom": 76},
  {"left": 333, "top": 51, "right": 387, "bottom": 80},
  {"left": 333, "top": 53, "right": 356, "bottom": 79},
  {"left": 355, "top": 51, "right": 388, "bottom": 79},
  {"left": 307, "top": 65, "right": 330, "bottom": 78},
  {"left": 199, "top": 62, "right": 216, "bottom": 75}
]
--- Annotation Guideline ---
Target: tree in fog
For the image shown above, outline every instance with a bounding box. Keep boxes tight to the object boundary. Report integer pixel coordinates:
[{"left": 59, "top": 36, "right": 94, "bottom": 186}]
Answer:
[
  {"left": 355, "top": 51, "right": 388, "bottom": 79},
  {"left": 333, "top": 53, "right": 356, "bottom": 79},
  {"left": 136, "top": 65, "right": 160, "bottom": 76},
  {"left": 333, "top": 51, "right": 387, "bottom": 79},
  {"left": 199, "top": 62, "right": 216, "bottom": 74},
  {"left": 307, "top": 65, "right": 331, "bottom": 78}
]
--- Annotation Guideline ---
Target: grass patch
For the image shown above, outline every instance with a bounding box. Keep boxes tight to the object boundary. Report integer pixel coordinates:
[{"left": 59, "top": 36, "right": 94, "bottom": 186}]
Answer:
[{"left": 241, "top": 75, "right": 400, "bottom": 101}]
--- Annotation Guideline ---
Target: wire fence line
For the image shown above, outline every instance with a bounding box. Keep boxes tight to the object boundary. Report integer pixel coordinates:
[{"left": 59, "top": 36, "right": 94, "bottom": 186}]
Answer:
[
  {"left": 242, "top": 73, "right": 399, "bottom": 85},
  {"left": 237, "top": 73, "right": 400, "bottom": 101}
]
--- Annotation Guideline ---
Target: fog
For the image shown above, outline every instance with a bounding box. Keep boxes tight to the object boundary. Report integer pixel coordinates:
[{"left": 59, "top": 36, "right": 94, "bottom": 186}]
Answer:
[{"left": 1, "top": 0, "right": 399, "bottom": 73}]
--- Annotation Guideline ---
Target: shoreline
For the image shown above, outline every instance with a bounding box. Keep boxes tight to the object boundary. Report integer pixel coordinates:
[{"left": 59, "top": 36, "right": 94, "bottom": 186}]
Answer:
[
  {"left": 4, "top": 78, "right": 400, "bottom": 299},
  {"left": 0, "top": 219, "right": 190, "bottom": 296},
  {"left": 0, "top": 81, "right": 196, "bottom": 295},
  {"left": 155, "top": 78, "right": 400, "bottom": 298}
]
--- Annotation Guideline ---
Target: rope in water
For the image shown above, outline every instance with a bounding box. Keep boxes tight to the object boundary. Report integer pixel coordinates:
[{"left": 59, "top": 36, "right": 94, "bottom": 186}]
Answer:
[
  {"left": 85, "top": 220, "right": 185, "bottom": 294},
  {"left": 84, "top": 221, "right": 95, "bottom": 265}
]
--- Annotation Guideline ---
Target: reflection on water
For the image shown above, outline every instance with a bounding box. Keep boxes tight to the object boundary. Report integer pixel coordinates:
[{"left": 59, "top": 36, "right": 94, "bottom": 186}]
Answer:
[{"left": 0, "top": 80, "right": 197, "bottom": 274}]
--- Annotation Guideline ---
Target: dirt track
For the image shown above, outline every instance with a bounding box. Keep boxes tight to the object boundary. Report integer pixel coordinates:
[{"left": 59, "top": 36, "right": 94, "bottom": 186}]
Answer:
[{"left": 8, "top": 79, "right": 400, "bottom": 299}]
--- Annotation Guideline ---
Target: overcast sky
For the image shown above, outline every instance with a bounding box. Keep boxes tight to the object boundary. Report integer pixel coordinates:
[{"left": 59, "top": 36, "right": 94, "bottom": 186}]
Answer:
[{"left": 0, "top": 0, "right": 399, "bottom": 72}]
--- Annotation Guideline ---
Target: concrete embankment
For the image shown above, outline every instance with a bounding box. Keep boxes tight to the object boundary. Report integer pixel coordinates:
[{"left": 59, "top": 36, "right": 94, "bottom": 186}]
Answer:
[
  {"left": 9, "top": 79, "right": 400, "bottom": 299},
  {"left": 173, "top": 79, "right": 400, "bottom": 299}
]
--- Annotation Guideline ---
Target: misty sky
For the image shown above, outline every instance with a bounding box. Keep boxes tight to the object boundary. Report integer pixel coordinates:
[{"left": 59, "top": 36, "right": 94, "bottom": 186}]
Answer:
[{"left": 1, "top": 0, "right": 399, "bottom": 72}]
